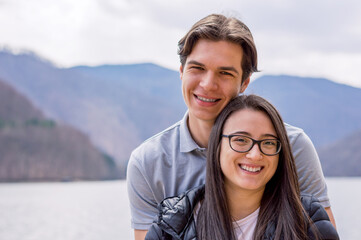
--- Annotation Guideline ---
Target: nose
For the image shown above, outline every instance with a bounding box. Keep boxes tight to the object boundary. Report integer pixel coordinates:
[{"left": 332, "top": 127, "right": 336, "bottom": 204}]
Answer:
[
  {"left": 245, "top": 143, "right": 263, "bottom": 160},
  {"left": 199, "top": 72, "right": 218, "bottom": 91}
]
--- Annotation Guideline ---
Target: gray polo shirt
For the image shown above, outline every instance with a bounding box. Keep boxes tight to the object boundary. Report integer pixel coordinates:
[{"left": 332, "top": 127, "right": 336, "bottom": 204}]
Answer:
[{"left": 126, "top": 112, "right": 330, "bottom": 230}]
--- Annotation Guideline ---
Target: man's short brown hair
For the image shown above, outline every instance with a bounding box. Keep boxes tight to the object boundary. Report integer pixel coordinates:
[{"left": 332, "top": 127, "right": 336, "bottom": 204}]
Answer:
[{"left": 178, "top": 14, "right": 258, "bottom": 82}]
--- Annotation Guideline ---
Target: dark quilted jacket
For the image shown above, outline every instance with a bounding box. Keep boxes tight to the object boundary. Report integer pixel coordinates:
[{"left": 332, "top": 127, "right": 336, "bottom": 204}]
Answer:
[{"left": 145, "top": 185, "right": 339, "bottom": 240}]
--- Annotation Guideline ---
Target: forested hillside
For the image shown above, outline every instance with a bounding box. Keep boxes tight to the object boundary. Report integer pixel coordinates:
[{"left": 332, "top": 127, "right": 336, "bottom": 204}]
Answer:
[{"left": 0, "top": 79, "right": 121, "bottom": 181}]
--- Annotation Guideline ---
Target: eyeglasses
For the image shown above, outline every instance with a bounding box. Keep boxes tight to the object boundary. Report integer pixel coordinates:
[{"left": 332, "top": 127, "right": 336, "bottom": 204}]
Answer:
[{"left": 222, "top": 134, "right": 281, "bottom": 156}]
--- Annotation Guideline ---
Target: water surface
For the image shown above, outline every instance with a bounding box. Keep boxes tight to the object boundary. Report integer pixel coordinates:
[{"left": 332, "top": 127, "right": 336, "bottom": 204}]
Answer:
[{"left": 0, "top": 178, "right": 359, "bottom": 239}]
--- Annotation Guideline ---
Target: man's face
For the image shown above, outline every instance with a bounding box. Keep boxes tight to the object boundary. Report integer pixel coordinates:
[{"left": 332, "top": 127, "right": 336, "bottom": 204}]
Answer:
[{"left": 180, "top": 39, "right": 250, "bottom": 125}]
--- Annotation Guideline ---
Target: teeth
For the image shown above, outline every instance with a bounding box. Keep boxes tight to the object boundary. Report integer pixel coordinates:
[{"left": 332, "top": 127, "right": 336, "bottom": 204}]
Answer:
[
  {"left": 197, "top": 95, "right": 217, "bottom": 102},
  {"left": 240, "top": 164, "right": 261, "bottom": 173}
]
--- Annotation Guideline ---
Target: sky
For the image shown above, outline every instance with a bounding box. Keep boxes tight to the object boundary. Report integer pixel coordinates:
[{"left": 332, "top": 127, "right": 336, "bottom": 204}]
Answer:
[{"left": 1, "top": 0, "right": 361, "bottom": 88}]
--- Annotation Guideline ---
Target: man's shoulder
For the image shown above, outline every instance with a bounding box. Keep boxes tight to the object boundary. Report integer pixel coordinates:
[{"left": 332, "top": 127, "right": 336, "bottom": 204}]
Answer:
[
  {"left": 284, "top": 122, "right": 311, "bottom": 146},
  {"left": 284, "top": 122, "right": 304, "bottom": 137},
  {"left": 143, "top": 120, "right": 182, "bottom": 145},
  {"left": 129, "top": 120, "right": 182, "bottom": 163}
]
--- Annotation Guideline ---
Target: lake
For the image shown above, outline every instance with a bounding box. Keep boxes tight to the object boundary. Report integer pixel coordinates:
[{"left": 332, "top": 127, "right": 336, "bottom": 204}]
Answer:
[{"left": 0, "top": 178, "right": 359, "bottom": 239}]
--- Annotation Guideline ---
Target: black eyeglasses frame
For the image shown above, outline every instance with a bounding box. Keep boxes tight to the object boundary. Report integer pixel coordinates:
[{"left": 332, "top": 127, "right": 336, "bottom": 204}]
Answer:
[{"left": 221, "top": 134, "right": 282, "bottom": 156}]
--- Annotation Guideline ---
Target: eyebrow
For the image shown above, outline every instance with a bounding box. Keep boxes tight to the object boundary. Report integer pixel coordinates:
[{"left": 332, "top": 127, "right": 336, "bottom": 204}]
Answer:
[
  {"left": 187, "top": 60, "right": 205, "bottom": 67},
  {"left": 229, "top": 131, "right": 278, "bottom": 139},
  {"left": 186, "top": 60, "right": 240, "bottom": 75},
  {"left": 219, "top": 66, "right": 239, "bottom": 76}
]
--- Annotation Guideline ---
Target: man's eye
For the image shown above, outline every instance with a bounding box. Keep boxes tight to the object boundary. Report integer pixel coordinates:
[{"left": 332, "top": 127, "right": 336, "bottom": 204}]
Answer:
[
  {"left": 191, "top": 66, "right": 204, "bottom": 70},
  {"left": 220, "top": 71, "right": 233, "bottom": 77}
]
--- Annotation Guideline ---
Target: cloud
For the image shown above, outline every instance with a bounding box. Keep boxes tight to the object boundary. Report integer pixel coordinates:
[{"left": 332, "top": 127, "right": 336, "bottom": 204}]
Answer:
[{"left": 0, "top": 0, "right": 360, "bottom": 87}]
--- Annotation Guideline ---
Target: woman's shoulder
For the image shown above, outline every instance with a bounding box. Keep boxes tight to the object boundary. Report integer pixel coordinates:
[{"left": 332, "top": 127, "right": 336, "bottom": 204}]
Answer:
[
  {"left": 300, "top": 194, "right": 331, "bottom": 223},
  {"left": 300, "top": 194, "right": 321, "bottom": 212},
  {"left": 159, "top": 185, "right": 205, "bottom": 218},
  {"left": 300, "top": 194, "right": 339, "bottom": 240},
  {"left": 147, "top": 185, "right": 204, "bottom": 239}
]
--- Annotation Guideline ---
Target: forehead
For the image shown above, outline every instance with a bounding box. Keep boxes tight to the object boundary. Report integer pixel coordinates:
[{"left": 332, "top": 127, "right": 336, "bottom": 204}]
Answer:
[
  {"left": 186, "top": 39, "right": 244, "bottom": 69},
  {"left": 223, "top": 108, "right": 276, "bottom": 137}
]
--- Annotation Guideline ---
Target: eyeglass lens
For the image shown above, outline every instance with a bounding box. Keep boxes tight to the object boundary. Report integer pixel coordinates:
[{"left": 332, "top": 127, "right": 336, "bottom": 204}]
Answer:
[{"left": 230, "top": 135, "right": 280, "bottom": 155}]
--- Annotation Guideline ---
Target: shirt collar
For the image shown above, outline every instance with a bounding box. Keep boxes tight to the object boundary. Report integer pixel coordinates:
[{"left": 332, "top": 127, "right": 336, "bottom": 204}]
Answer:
[{"left": 180, "top": 111, "right": 205, "bottom": 153}]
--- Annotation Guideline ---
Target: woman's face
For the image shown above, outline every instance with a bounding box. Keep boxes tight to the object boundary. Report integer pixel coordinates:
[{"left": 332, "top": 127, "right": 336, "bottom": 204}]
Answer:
[{"left": 220, "top": 108, "right": 279, "bottom": 195}]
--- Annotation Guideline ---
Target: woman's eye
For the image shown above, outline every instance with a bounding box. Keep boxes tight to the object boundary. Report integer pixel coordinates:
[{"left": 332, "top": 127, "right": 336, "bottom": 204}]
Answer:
[
  {"left": 234, "top": 137, "right": 248, "bottom": 143},
  {"left": 263, "top": 140, "right": 276, "bottom": 146}
]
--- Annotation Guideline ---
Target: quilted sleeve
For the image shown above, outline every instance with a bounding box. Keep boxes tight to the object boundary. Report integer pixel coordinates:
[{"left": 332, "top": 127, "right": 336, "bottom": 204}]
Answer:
[{"left": 302, "top": 195, "right": 339, "bottom": 240}]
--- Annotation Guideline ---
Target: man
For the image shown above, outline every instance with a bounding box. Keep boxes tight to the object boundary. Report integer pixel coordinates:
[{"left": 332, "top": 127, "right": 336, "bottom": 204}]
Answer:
[{"left": 127, "top": 14, "right": 336, "bottom": 239}]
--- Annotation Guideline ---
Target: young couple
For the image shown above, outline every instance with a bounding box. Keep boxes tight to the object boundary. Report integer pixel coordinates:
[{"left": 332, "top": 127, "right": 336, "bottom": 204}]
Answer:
[{"left": 127, "top": 14, "right": 338, "bottom": 239}]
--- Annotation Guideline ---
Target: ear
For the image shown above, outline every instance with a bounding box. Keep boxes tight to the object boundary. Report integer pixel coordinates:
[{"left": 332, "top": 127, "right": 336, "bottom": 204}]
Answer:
[
  {"left": 239, "top": 76, "right": 250, "bottom": 93},
  {"left": 179, "top": 65, "right": 184, "bottom": 80}
]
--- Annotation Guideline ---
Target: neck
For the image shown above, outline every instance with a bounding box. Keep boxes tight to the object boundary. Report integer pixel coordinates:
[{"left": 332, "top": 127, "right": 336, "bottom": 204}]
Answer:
[
  {"left": 225, "top": 185, "right": 264, "bottom": 221},
  {"left": 187, "top": 114, "right": 214, "bottom": 148}
]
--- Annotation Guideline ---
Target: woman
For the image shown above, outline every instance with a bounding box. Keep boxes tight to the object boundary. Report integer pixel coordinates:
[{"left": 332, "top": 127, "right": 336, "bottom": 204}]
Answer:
[{"left": 145, "top": 95, "right": 339, "bottom": 240}]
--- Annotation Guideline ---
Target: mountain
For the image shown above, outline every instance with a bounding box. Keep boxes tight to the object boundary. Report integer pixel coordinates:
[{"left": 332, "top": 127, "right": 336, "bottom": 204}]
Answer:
[
  {"left": 317, "top": 128, "right": 361, "bottom": 176},
  {"left": 245, "top": 75, "right": 361, "bottom": 148},
  {"left": 0, "top": 78, "right": 120, "bottom": 182},
  {"left": 0, "top": 50, "right": 187, "bottom": 171},
  {"left": 1, "top": 50, "right": 361, "bottom": 177}
]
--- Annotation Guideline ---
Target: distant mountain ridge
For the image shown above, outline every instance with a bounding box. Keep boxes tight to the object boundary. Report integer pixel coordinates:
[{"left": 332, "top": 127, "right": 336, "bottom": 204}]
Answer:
[
  {"left": 70, "top": 63, "right": 184, "bottom": 108},
  {"left": 0, "top": 79, "right": 119, "bottom": 181},
  {"left": 0, "top": 50, "right": 186, "bottom": 173},
  {"left": 245, "top": 75, "right": 361, "bottom": 148},
  {"left": 0, "top": 75, "right": 44, "bottom": 122},
  {"left": 318, "top": 129, "right": 361, "bottom": 176},
  {"left": 1, "top": 49, "right": 361, "bottom": 177}
]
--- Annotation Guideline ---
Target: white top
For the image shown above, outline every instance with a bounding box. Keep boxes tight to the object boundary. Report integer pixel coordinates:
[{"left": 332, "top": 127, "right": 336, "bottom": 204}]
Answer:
[
  {"left": 194, "top": 203, "right": 259, "bottom": 240},
  {"left": 233, "top": 208, "right": 260, "bottom": 240}
]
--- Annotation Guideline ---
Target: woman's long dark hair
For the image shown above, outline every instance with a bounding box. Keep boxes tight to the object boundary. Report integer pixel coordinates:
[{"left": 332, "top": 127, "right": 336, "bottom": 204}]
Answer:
[{"left": 196, "top": 94, "right": 318, "bottom": 240}]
